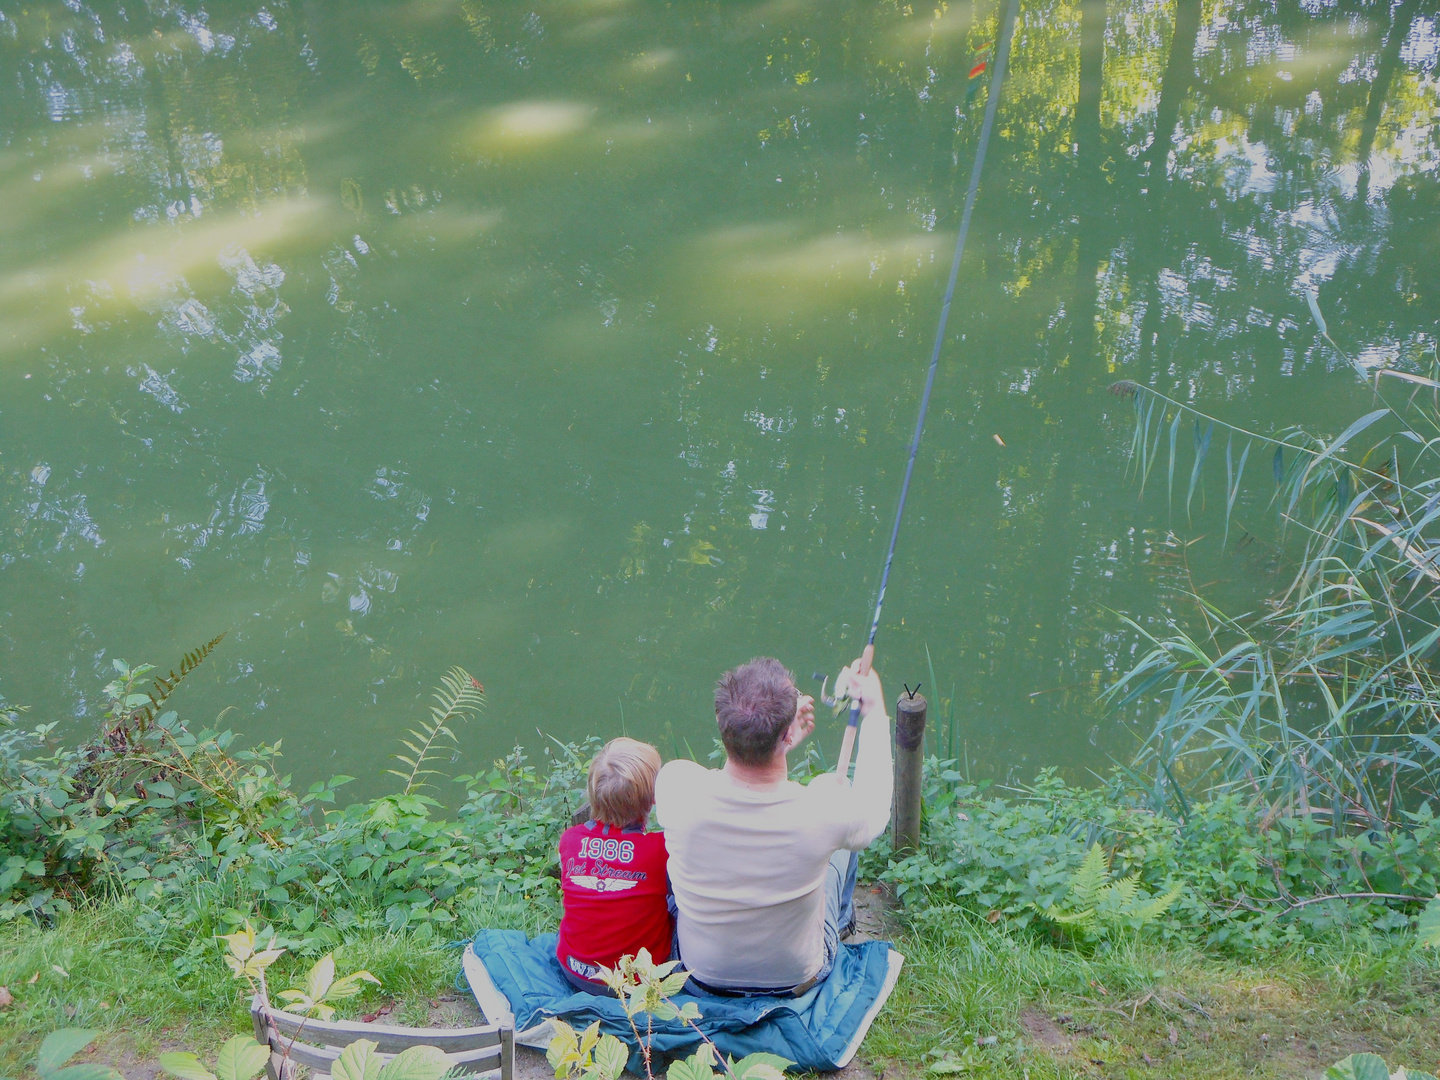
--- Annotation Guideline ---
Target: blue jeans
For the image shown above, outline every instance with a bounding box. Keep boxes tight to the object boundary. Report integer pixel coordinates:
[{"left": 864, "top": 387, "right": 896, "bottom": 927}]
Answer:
[{"left": 816, "top": 847, "right": 860, "bottom": 984}]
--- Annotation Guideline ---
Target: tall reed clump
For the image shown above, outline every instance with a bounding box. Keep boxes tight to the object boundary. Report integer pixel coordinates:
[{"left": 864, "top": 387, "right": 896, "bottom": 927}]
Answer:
[{"left": 1106, "top": 348, "right": 1440, "bottom": 830}]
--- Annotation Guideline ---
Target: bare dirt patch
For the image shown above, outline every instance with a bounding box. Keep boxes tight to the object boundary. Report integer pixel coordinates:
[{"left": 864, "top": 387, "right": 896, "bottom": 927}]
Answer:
[
  {"left": 1018, "top": 1008, "right": 1073, "bottom": 1054},
  {"left": 848, "top": 884, "right": 900, "bottom": 945}
]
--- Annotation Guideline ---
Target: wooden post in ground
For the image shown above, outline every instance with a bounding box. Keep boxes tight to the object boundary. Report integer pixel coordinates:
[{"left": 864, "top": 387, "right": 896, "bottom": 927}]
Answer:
[{"left": 892, "top": 691, "right": 927, "bottom": 854}]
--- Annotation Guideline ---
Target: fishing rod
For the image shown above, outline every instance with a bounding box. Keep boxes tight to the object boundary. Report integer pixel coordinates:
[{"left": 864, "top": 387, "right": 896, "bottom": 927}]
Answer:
[{"left": 832, "top": 0, "right": 1022, "bottom": 779}]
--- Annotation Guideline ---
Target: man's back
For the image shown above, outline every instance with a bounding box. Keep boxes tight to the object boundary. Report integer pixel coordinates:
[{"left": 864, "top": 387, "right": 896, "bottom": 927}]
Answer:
[{"left": 656, "top": 741, "right": 886, "bottom": 989}]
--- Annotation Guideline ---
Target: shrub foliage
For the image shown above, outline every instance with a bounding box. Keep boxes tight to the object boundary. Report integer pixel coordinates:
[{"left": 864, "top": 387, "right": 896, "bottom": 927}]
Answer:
[
  {"left": 0, "top": 656, "right": 585, "bottom": 963},
  {"left": 885, "top": 765, "right": 1440, "bottom": 951}
]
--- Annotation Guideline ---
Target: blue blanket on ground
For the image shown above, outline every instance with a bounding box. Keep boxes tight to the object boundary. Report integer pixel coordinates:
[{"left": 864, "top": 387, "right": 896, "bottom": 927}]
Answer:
[{"left": 465, "top": 930, "right": 899, "bottom": 1073}]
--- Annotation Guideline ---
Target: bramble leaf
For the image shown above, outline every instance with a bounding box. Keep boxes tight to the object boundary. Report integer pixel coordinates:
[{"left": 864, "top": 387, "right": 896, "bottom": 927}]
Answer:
[
  {"left": 666, "top": 1044, "right": 718, "bottom": 1080},
  {"left": 157, "top": 1053, "right": 217, "bottom": 1080},
  {"left": 374, "top": 1045, "right": 449, "bottom": 1080},
  {"left": 327, "top": 970, "right": 382, "bottom": 1001},
  {"left": 731, "top": 1053, "right": 794, "bottom": 1080},
  {"left": 591, "top": 1036, "right": 628, "bottom": 1080},
  {"left": 577, "top": 1020, "right": 601, "bottom": 1062},
  {"left": 546, "top": 1020, "right": 579, "bottom": 1077},
  {"left": 1325, "top": 1054, "right": 1389, "bottom": 1080},
  {"left": 306, "top": 954, "right": 336, "bottom": 1002},
  {"left": 48, "top": 1066, "right": 124, "bottom": 1080},
  {"left": 331, "top": 1039, "right": 384, "bottom": 1080},
  {"left": 1418, "top": 897, "right": 1440, "bottom": 950},
  {"left": 214, "top": 1036, "right": 269, "bottom": 1080},
  {"left": 37, "top": 1030, "right": 100, "bottom": 1077}
]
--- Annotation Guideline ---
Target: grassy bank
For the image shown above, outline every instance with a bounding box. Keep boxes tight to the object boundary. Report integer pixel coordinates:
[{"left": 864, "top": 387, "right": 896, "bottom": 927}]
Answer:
[
  {"left": 0, "top": 903, "right": 457, "bottom": 1074},
  {"left": 5, "top": 897, "right": 1440, "bottom": 1079},
  {"left": 873, "top": 908, "right": 1440, "bottom": 1078}
]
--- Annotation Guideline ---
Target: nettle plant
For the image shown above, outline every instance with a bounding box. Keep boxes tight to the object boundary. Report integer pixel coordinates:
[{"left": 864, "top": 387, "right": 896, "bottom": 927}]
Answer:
[{"left": 546, "top": 949, "right": 793, "bottom": 1080}]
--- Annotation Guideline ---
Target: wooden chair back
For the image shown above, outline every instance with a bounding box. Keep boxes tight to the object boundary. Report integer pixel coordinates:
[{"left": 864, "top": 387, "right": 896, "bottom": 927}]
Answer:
[{"left": 250, "top": 995, "right": 514, "bottom": 1080}]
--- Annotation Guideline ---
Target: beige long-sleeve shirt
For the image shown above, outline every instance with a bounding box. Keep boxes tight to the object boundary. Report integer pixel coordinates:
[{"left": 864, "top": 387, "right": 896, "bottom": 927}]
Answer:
[{"left": 654, "top": 708, "right": 892, "bottom": 989}]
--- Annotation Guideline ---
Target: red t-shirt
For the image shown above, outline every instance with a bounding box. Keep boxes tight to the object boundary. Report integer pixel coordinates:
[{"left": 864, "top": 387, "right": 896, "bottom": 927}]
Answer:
[{"left": 556, "top": 821, "right": 671, "bottom": 984}]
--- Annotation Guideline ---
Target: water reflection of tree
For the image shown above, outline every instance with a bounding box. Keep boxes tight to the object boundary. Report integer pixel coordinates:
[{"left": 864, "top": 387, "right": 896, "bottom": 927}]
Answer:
[{"left": 857, "top": 0, "right": 1438, "bottom": 763}]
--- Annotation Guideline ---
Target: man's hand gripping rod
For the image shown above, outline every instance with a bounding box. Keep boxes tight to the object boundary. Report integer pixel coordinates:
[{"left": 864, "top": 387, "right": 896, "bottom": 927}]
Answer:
[{"left": 833, "top": 644, "right": 873, "bottom": 780}]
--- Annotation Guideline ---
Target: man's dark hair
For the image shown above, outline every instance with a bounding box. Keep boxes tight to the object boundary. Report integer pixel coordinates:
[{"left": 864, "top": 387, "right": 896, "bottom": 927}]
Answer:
[{"left": 715, "top": 657, "right": 798, "bottom": 766}]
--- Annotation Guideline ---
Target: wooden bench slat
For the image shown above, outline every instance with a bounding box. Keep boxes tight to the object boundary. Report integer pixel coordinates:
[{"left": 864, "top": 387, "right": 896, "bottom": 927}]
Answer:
[
  {"left": 263, "top": 1040, "right": 502, "bottom": 1072},
  {"left": 265, "top": 1009, "right": 504, "bottom": 1051},
  {"left": 250, "top": 993, "right": 513, "bottom": 1080},
  {"left": 271, "top": 1041, "right": 339, "bottom": 1071},
  {"left": 445, "top": 1046, "right": 505, "bottom": 1067},
  {"left": 311, "top": 1069, "right": 504, "bottom": 1080}
]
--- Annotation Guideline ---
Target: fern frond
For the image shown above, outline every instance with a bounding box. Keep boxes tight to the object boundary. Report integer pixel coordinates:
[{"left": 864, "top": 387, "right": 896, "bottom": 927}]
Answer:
[
  {"left": 1066, "top": 843, "right": 1111, "bottom": 908},
  {"left": 1127, "top": 883, "right": 1184, "bottom": 924},
  {"left": 132, "top": 632, "right": 226, "bottom": 731},
  {"left": 1045, "top": 905, "right": 1097, "bottom": 929},
  {"left": 1100, "top": 873, "right": 1142, "bottom": 909},
  {"left": 1043, "top": 843, "right": 1183, "bottom": 938},
  {"left": 393, "top": 666, "right": 485, "bottom": 795}
]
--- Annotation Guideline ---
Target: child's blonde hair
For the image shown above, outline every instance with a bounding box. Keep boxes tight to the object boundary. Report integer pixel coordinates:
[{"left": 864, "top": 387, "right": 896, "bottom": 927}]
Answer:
[{"left": 588, "top": 738, "right": 662, "bottom": 826}]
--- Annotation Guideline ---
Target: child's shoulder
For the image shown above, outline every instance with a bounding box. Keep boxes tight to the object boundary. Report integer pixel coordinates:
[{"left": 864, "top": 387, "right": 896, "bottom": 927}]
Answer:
[
  {"left": 558, "top": 820, "right": 590, "bottom": 849},
  {"left": 559, "top": 820, "right": 665, "bottom": 840}
]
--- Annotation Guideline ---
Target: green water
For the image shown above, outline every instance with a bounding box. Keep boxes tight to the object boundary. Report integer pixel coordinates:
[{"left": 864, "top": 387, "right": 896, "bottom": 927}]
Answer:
[{"left": 2, "top": 0, "right": 1437, "bottom": 788}]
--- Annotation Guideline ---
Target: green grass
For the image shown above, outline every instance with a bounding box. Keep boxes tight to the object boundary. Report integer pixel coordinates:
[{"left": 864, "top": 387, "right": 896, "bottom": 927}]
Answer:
[
  {"left": 869, "top": 905, "right": 1440, "bottom": 1078},
  {"left": 6, "top": 897, "right": 1440, "bottom": 1080},
  {"left": 0, "top": 893, "right": 545, "bottom": 1076}
]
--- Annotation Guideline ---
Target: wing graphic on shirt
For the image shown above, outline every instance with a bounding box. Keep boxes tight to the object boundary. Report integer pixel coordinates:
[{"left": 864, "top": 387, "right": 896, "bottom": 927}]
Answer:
[{"left": 570, "top": 875, "right": 640, "bottom": 893}]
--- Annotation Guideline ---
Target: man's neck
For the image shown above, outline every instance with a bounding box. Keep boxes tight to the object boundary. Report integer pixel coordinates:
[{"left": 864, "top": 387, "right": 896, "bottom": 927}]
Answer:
[{"left": 723, "top": 754, "right": 789, "bottom": 789}]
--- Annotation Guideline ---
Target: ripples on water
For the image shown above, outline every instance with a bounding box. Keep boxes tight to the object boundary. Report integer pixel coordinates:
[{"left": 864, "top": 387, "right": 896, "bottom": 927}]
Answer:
[{"left": 0, "top": 0, "right": 1436, "bottom": 788}]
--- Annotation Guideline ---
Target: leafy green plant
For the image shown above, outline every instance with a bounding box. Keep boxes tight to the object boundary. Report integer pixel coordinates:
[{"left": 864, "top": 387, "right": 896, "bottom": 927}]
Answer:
[
  {"left": 108, "top": 635, "right": 226, "bottom": 736},
  {"left": 884, "top": 765, "right": 1440, "bottom": 951},
  {"left": 547, "top": 1020, "right": 630, "bottom": 1080},
  {"left": 157, "top": 918, "right": 442, "bottom": 1080},
  {"left": 0, "top": 658, "right": 572, "bottom": 949},
  {"left": 1419, "top": 896, "right": 1440, "bottom": 950},
  {"left": 218, "top": 920, "right": 286, "bottom": 995},
  {"left": 159, "top": 1036, "right": 270, "bottom": 1080},
  {"left": 1038, "top": 842, "right": 1182, "bottom": 939},
  {"left": 1327, "top": 1052, "right": 1439, "bottom": 1080},
  {"left": 922, "top": 1039, "right": 1005, "bottom": 1076},
  {"left": 216, "top": 918, "right": 379, "bottom": 1020},
  {"left": 275, "top": 952, "right": 381, "bottom": 1020},
  {"left": 0, "top": 1029, "right": 121, "bottom": 1080},
  {"left": 663, "top": 1042, "right": 790, "bottom": 1080},
  {"left": 329, "top": 1042, "right": 452, "bottom": 1080}
]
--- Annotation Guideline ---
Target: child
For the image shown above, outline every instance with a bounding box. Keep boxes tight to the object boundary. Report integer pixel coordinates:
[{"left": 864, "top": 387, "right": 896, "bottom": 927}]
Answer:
[{"left": 556, "top": 738, "right": 672, "bottom": 991}]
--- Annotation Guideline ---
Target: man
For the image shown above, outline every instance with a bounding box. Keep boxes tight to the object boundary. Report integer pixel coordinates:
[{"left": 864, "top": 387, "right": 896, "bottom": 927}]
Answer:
[{"left": 654, "top": 653, "right": 892, "bottom": 995}]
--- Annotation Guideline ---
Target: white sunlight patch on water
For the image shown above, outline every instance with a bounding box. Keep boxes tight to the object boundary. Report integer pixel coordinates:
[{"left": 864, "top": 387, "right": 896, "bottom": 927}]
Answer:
[
  {"left": 389, "top": 206, "right": 503, "bottom": 246},
  {"left": 467, "top": 100, "right": 596, "bottom": 152},
  {"left": 0, "top": 196, "right": 329, "bottom": 356},
  {"left": 628, "top": 48, "right": 678, "bottom": 73},
  {"left": 691, "top": 224, "right": 946, "bottom": 311}
]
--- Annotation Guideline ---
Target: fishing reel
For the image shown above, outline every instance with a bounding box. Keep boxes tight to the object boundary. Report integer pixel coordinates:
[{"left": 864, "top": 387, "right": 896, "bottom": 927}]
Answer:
[{"left": 814, "top": 669, "right": 859, "bottom": 718}]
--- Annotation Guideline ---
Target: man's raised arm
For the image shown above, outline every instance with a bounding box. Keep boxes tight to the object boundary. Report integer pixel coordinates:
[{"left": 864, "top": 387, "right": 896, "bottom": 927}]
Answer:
[{"left": 836, "top": 657, "right": 893, "bottom": 850}]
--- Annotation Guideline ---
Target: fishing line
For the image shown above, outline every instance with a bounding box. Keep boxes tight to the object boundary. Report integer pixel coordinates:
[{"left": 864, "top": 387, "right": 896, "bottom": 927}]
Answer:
[{"left": 835, "top": 0, "right": 1022, "bottom": 777}]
